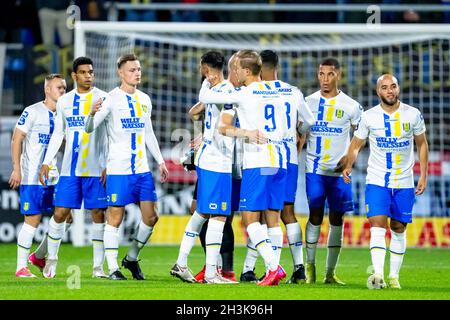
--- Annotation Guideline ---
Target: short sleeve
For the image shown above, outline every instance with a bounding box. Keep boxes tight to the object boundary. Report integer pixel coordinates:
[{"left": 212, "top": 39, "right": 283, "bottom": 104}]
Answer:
[
  {"left": 16, "top": 107, "right": 34, "bottom": 134},
  {"left": 351, "top": 103, "right": 364, "bottom": 126},
  {"left": 413, "top": 110, "right": 426, "bottom": 136},
  {"left": 353, "top": 112, "right": 369, "bottom": 140}
]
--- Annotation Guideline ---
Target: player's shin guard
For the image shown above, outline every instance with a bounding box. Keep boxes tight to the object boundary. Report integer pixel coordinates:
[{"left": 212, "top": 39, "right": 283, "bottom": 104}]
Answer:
[
  {"left": 205, "top": 219, "right": 225, "bottom": 279},
  {"left": 286, "top": 222, "right": 304, "bottom": 268},
  {"left": 47, "top": 216, "right": 65, "bottom": 260},
  {"left": 220, "top": 218, "right": 234, "bottom": 272},
  {"left": 92, "top": 222, "right": 105, "bottom": 268},
  {"left": 104, "top": 224, "right": 120, "bottom": 273},
  {"left": 326, "top": 224, "right": 343, "bottom": 276},
  {"left": 389, "top": 230, "right": 406, "bottom": 279},
  {"left": 17, "top": 223, "right": 36, "bottom": 271},
  {"left": 247, "top": 222, "right": 277, "bottom": 272},
  {"left": 268, "top": 227, "right": 283, "bottom": 266},
  {"left": 369, "top": 227, "right": 387, "bottom": 277},
  {"left": 127, "top": 220, "right": 154, "bottom": 261},
  {"left": 305, "top": 221, "right": 320, "bottom": 264},
  {"left": 177, "top": 211, "right": 207, "bottom": 267}
]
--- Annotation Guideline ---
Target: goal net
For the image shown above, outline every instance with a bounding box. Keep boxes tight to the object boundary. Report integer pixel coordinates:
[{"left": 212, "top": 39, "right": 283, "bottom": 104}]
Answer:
[{"left": 73, "top": 22, "right": 450, "bottom": 244}]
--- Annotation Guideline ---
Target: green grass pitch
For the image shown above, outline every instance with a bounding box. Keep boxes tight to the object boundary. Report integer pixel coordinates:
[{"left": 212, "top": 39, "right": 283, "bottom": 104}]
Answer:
[{"left": 1, "top": 244, "right": 449, "bottom": 300}]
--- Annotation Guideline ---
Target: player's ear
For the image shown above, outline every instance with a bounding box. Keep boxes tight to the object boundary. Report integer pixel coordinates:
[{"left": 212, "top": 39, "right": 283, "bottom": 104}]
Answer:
[{"left": 71, "top": 71, "right": 77, "bottom": 82}]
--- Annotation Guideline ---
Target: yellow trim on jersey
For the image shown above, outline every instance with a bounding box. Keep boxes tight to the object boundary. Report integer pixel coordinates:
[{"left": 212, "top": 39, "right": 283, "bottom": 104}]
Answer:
[
  {"left": 258, "top": 83, "right": 264, "bottom": 90},
  {"left": 134, "top": 94, "right": 142, "bottom": 117},
  {"left": 267, "top": 144, "right": 276, "bottom": 167},
  {"left": 324, "top": 138, "right": 331, "bottom": 150},
  {"left": 322, "top": 154, "right": 330, "bottom": 163},
  {"left": 83, "top": 92, "right": 93, "bottom": 116},
  {"left": 394, "top": 112, "right": 401, "bottom": 137},
  {"left": 325, "top": 99, "right": 336, "bottom": 121}
]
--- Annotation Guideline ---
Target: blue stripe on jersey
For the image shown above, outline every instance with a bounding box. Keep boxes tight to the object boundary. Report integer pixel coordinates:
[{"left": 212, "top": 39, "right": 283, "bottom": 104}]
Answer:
[
  {"left": 318, "top": 97, "right": 326, "bottom": 121},
  {"left": 384, "top": 114, "right": 392, "bottom": 187},
  {"left": 264, "top": 83, "right": 271, "bottom": 90},
  {"left": 48, "top": 111, "right": 54, "bottom": 134},
  {"left": 42, "top": 111, "right": 55, "bottom": 164},
  {"left": 313, "top": 136, "right": 322, "bottom": 173},
  {"left": 71, "top": 131, "right": 80, "bottom": 176},
  {"left": 276, "top": 145, "right": 283, "bottom": 168},
  {"left": 126, "top": 95, "right": 136, "bottom": 117},
  {"left": 385, "top": 152, "right": 392, "bottom": 187},
  {"left": 131, "top": 133, "right": 136, "bottom": 174},
  {"left": 313, "top": 156, "right": 320, "bottom": 174},
  {"left": 274, "top": 81, "right": 281, "bottom": 88},
  {"left": 283, "top": 141, "right": 291, "bottom": 164},
  {"left": 73, "top": 94, "right": 80, "bottom": 116},
  {"left": 196, "top": 143, "right": 207, "bottom": 167},
  {"left": 383, "top": 113, "right": 391, "bottom": 137}
]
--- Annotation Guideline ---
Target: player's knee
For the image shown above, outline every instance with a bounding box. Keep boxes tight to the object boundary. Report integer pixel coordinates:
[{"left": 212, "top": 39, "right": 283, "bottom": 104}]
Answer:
[{"left": 329, "top": 212, "right": 344, "bottom": 226}]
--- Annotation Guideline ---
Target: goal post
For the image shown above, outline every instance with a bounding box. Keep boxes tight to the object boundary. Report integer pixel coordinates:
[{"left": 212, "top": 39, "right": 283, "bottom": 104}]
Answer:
[{"left": 71, "top": 22, "right": 450, "bottom": 246}]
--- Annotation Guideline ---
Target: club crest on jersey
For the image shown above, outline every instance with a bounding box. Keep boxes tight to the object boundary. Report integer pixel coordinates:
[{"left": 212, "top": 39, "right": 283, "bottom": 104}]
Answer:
[
  {"left": 142, "top": 104, "right": 148, "bottom": 113},
  {"left": 335, "top": 109, "right": 344, "bottom": 119},
  {"left": 221, "top": 202, "right": 227, "bottom": 211},
  {"left": 23, "top": 202, "right": 29, "bottom": 211},
  {"left": 111, "top": 194, "right": 117, "bottom": 203},
  {"left": 402, "top": 122, "right": 410, "bottom": 132}
]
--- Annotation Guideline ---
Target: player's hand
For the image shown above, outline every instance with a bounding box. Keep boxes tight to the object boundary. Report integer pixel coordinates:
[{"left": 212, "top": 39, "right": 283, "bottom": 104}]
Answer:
[
  {"left": 191, "top": 134, "right": 203, "bottom": 150},
  {"left": 90, "top": 98, "right": 103, "bottom": 116},
  {"left": 100, "top": 168, "right": 107, "bottom": 187},
  {"left": 246, "top": 129, "right": 268, "bottom": 144},
  {"left": 159, "top": 163, "right": 169, "bottom": 183},
  {"left": 39, "top": 164, "right": 49, "bottom": 186},
  {"left": 8, "top": 169, "right": 21, "bottom": 189},
  {"left": 415, "top": 175, "right": 427, "bottom": 195},
  {"left": 342, "top": 166, "right": 352, "bottom": 184},
  {"left": 335, "top": 155, "right": 348, "bottom": 173}
]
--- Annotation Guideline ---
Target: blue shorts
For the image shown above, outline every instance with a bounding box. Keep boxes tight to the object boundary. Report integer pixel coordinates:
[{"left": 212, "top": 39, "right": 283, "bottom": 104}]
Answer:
[
  {"left": 55, "top": 176, "right": 107, "bottom": 209},
  {"left": 306, "top": 173, "right": 354, "bottom": 213},
  {"left": 20, "top": 185, "right": 55, "bottom": 215},
  {"left": 196, "top": 167, "right": 232, "bottom": 215},
  {"left": 240, "top": 167, "right": 287, "bottom": 211},
  {"left": 365, "top": 184, "right": 415, "bottom": 224},
  {"left": 106, "top": 172, "right": 157, "bottom": 206},
  {"left": 285, "top": 163, "right": 298, "bottom": 204}
]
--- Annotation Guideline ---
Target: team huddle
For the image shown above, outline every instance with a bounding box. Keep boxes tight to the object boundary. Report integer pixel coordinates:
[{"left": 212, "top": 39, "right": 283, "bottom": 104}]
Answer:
[{"left": 10, "top": 49, "right": 428, "bottom": 289}]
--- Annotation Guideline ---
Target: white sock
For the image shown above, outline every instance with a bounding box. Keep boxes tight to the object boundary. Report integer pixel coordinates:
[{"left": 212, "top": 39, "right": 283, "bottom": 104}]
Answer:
[
  {"left": 247, "top": 222, "right": 277, "bottom": 272},
  {"left": 267, "top": 226, "right": 283, "bottom": 266},
  {"left": 177, "top": 211, "right": 207, "bottom": 267},
  {"left": 91, "top": 222, "right": 105, "bottom": 268},
  {"left": 242, "top": 237, "right": 259, "bottom": 273},
  {"left": 17, "top": 223, "right": 36, "bottom": 271},
  {"left": 217, "top": 253, "right": 223, "bottom": 270},
  {"left": 127, "top": 220, "right": 154, "bottom": 262},
  {"left": 305, "top": 221, "right": 321, "bottom": 264},
  {"left": 370, "top": 227, "right": 387, "bottom": 277},
  {"left": 104, "top": 224, "right": 120, "bottom": 274},
  {"left": 389, "top": 230, "right": 406, "bottom": 279},
  {"left": 35, "top": 222, "right": 71, "bottom": 259},
  {"left": 47, "top": 217, "right": 65, "bottom": 260},
  {"left": 326, "top": 224, "right": 343, "bottom": 276},
  {"left": 205, "top": 219, "right": 225, "bottom": 279},
  {"left": 285, "top": 222, "right": 304, "bottom": 269}
]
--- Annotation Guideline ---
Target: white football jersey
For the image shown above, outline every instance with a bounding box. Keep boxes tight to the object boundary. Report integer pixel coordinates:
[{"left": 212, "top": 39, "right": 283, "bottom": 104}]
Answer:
[
  {"left": 199, "top": 80, "right": 291, "bottom": 170},
  {"left": 354, "top": 102, "right": 426, "bottom": 188},
  {"left": 15, "top": 102, "right": 59, "bottom": 185},
  {"left": 305, "top": 90, "right": 363, "bottom": 176},
  {"left": 43, "top": 87, "right": 108, "bottom": 177},
  {"left": 267, "top": 80, "right": 314, "bottom": 165},
  {"left": 195, "top": 80, "right": 235, "bottom": 173},
  {"left": 85, "top": 87, "right": 164, "bottom": 175}
]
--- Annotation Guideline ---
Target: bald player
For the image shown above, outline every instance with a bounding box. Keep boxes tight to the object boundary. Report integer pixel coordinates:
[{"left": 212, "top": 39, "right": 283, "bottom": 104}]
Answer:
[{"left": 341, "top": 74, "right": 429, "bottom": 289}]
